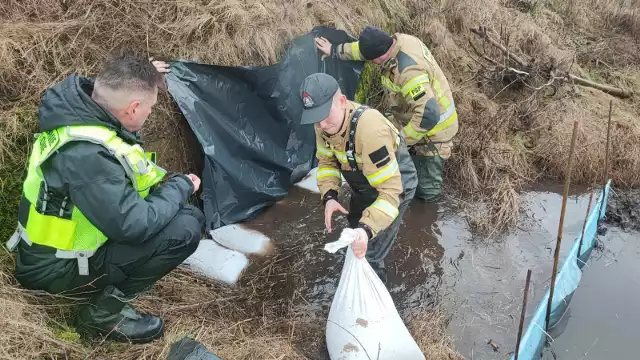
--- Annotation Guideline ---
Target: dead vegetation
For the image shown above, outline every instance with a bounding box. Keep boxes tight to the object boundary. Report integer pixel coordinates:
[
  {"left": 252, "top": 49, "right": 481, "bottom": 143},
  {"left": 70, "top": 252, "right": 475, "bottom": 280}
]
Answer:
[
  {"left": 1, "top": 0, "right": 640, "bottom": 358},
  {"left": 1, "top": 0, "right": 639, "bottom": 234},
  {"left": 401, "top": 0, "right": 640, "bottom": 234}
]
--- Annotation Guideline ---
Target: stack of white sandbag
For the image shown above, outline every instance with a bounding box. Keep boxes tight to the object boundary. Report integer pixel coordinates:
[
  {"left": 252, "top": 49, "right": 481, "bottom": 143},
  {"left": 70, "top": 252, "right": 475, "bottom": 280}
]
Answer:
[{"left": 182, "top": 224, "right": 272, "bottom": 285}]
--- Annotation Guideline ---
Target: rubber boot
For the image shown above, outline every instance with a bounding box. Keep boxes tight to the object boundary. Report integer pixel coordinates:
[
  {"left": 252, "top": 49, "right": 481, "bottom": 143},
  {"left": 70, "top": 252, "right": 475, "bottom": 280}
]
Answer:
[
  {"left": 75, "top": 285, "right": 164, "bottom": 344},
  {"left": 411, "top": 154, "right": 445, "bottom": 202}
]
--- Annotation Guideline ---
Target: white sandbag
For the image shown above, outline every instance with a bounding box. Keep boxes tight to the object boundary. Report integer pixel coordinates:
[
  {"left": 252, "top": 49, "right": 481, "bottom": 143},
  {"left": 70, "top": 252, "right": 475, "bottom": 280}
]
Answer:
[
  {"left": 209, "top": 224, "right": 272, "bottom": 255},
  {"left": 324, "top": 229, "right": 425, "bottom": 360},
  {"left": 182, "top": 240, "right": 249, "bottom": 284},
  {"left": 294, "top": 167, "right": 322, "bottom": 193},
  {"left": 294, "top": 167, "right": 347, "bottom": 194}
]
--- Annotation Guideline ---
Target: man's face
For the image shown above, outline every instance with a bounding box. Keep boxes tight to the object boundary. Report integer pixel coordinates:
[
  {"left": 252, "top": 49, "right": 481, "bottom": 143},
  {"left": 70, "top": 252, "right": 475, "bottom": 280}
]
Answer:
[
  {"left": 370, "top": 39, "right": 396, "bottom": 65},
  {"left": 317, "top": 94, "right": 346, "bottom": 135},
  {"left": 122, "top": 88, "right": 157, "bottom": 132},
  {"left": 371, "top": 54, "right": 388, "bottom": 65}
]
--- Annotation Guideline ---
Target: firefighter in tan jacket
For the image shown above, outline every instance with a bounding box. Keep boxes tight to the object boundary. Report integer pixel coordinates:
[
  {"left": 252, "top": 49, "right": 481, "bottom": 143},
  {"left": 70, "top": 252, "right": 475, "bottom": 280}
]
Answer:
[
  {"left": 316, "top": 26, "right": 458, "bottom": 202},
  {"left": 299, "top": 73, "right": 417, "bottom": 284}
]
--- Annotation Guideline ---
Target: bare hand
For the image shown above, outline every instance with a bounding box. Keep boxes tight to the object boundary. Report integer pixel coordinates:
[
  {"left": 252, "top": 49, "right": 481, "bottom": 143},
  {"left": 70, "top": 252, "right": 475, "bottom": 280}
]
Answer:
[
  {"left": 324, "top": 199, "right": 348, "bottom": 233},
  {"left": 150, "top": 58, "right": 170, "bottom": 73},
  {"left": 315, "top": 37, "right": 332, "bottom": 60},
  {"left": 352, "top": 227, "right": 369, "bottom": 258},
  {"left": 187, "top": 174, "right": 201, "bottom": 193}
]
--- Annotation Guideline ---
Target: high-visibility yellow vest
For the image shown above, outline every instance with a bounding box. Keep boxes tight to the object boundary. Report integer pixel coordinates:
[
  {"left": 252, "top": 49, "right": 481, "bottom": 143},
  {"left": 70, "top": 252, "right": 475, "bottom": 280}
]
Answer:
[{"left": 10, "top": 125, "right": 166, "bottom": 274}]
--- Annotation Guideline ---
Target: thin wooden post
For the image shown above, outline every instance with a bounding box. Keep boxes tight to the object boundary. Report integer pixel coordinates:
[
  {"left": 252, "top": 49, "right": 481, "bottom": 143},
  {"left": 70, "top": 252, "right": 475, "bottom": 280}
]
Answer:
[
  {"left": 600, "top": 100, "right": 613, "bottom": 214},
  {"left": 604, "top": 100, "right": 612, "bottom": 184},
  {"left": 545, "top": 120, "right": 579, "bottom": 332},
  {"left": 514, "top": 269, "right": 532, "bottom": 360},
  {"left": 577, "top": 193, "right": 594, "bottom": 259}
]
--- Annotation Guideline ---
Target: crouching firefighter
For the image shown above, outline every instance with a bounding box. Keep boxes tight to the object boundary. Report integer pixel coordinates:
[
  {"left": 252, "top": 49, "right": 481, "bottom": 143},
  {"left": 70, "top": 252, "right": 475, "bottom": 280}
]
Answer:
[
  {"left": 5, "top": 53, "right": 205, "bottom": 344},
  {"left": 315, "top": 26, "right": 459, "bottom": 202},
  {"left": 299, "top": 73, "right": 417, "bottom": 284}
]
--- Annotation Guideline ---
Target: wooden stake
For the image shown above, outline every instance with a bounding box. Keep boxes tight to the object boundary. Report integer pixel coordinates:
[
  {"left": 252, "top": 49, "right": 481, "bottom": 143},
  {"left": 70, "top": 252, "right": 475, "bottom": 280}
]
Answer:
[
  {"left": 545, "top": 120, "right": 579, "bottom": 332},
  {"left": 604, "top": 100, "right": 613, "bottom": 184},
  {"left": 599, "top": 100, "right": 613, "bottom": 216},
  {"left": 577, "top": 192, "right": 594, "bottom": 259},
  {"left": 514, "top": 269, "right": 532, "bottom": 360}
]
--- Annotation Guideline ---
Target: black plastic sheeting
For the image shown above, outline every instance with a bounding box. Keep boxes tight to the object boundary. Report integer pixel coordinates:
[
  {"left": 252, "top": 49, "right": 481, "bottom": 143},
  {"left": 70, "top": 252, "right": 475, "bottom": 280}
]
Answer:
[{"left": 166, "top": 26, "right": 363, "bottom": 231}]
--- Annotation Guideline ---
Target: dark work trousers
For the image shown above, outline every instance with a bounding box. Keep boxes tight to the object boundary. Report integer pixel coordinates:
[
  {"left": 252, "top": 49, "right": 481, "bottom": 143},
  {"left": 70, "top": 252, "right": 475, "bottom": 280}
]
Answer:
[
  {"left": 344, "top": 141, "right": 417, "bottom": 266},
  {"left": 15, "top": 205, "right": 204, "bottom": 299}
]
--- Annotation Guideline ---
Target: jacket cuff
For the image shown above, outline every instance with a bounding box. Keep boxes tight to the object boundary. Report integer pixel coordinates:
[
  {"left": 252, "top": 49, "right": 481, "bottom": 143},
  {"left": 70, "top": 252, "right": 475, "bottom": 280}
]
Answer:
[
  {"left": 322, "top": 189, "right": 338, "bottom": 206},
  {"left": 169, "top": 173, "right": 194, "bottom": 198},
  {"left": 358, "top": 217, "right": 379, "bottom": 238},
  {"left": 357, "top": 223, "right": 373, "bottom": 240}
]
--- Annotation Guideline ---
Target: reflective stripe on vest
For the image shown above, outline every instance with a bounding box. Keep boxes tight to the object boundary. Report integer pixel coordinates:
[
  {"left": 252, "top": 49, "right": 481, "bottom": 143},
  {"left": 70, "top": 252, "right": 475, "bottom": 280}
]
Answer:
[{"left": 20, "top": 125, "right": 166, "bottom": 271}]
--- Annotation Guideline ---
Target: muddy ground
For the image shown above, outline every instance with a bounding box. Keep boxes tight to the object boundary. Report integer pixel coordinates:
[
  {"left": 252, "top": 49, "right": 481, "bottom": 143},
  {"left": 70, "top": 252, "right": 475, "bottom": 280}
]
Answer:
[
  {"left": 605, "top": 188, "right": 640, "bottom": 232},
  {"left": 222, "top": 181, "right": 638, "bottom": 359}
]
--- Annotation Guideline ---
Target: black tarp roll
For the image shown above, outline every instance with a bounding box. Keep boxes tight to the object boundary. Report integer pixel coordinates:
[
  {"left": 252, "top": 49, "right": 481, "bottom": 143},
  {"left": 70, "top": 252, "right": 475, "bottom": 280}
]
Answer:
[{"left": 166, "top": 26, "right": 363, "bottom": 231}]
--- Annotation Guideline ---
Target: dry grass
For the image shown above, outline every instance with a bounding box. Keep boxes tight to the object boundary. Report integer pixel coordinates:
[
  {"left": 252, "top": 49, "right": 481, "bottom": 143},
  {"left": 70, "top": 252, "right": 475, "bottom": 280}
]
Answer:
[
  {"left": 409, "top": 306, "right": 464, "bottom": 360},
  {"left": 2, "top": 0, "right": 639, "bottom": 234},
  {"left": 398, "top": 0, "right": 640, "bottom": 234}
]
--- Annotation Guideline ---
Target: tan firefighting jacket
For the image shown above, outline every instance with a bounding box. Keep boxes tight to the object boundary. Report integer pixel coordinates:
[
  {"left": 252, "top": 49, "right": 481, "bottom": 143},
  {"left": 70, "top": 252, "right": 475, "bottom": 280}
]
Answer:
[
  {"left": 315, "top": 101, "right": 403, "bottom": 236},
  {"left": 333, "top": 33, "right": 458, "bottom": 157}
]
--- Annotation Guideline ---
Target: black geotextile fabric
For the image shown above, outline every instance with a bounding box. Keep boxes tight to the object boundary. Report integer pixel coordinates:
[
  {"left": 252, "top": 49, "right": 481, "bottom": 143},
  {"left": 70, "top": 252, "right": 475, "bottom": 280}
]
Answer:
[{"left": 166, "top": 26, "right": 363, "bottom": 231}]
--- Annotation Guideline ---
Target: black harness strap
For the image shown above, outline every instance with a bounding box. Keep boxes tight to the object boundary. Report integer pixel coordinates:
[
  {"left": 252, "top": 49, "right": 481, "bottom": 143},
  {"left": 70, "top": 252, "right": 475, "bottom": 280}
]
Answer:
[{"left": 346, "top": 105, "right": 369, "bottom": 171}]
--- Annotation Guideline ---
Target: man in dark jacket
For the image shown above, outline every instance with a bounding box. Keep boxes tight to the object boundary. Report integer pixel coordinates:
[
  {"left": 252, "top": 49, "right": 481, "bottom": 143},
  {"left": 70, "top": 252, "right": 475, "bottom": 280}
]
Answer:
[{"left": 6, "top": 52, "right": 204, "bottom": 344}]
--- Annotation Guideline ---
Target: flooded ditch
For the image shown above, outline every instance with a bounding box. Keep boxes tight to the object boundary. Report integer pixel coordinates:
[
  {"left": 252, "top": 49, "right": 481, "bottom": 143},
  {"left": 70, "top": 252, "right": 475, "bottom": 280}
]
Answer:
[{"left": 217, "top": 183, "right": 638, "bottom": 359}]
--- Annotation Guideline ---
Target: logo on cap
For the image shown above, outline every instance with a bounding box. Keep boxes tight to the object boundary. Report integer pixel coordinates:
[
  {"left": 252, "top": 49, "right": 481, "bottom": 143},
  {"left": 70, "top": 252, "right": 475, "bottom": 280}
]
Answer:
[{"left": 302, "top": 91, "right": 314, "bottom": 108}]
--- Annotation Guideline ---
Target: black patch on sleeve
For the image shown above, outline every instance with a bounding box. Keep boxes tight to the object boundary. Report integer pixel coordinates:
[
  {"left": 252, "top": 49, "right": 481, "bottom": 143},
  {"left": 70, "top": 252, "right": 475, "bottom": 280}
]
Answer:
[
  {"left": 368, "top": 145, "right": 390, "bottom": 165},
  {"left": 420, "top": 98, "right": 440, "bottom": 131},
  {"left": 413, "top": 91, "right": 426, "bottom": 101},
  {"left": 397, "top": 51, "right": 418, "bottom": 73},
  {"left": 376, "top": 156, "right": 391, "bottom": 168}
]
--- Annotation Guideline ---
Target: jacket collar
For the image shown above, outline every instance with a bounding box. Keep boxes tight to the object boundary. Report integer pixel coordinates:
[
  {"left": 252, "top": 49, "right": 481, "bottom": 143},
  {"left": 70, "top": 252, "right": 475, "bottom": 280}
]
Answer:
[{"left": 381, "top": 34, "right": 403, "bottom": 72}]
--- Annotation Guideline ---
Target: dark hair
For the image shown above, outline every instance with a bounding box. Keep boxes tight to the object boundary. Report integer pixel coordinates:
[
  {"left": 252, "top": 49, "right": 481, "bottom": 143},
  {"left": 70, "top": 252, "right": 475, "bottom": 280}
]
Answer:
[{"left": 95, "top": 52, "right": 163, "bottom": 93}]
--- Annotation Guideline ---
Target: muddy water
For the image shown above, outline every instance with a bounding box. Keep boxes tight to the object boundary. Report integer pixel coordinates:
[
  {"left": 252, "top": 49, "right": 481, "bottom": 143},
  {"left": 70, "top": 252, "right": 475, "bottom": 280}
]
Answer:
[
  {"left": 428, "top": 186, "right": 640, "bottom": 360},
  {"left": 237, "top": 184, "right": 637, "bottom": 359},
  {"left": 546, "top": 227, "right": 640, "bottom": 359}
]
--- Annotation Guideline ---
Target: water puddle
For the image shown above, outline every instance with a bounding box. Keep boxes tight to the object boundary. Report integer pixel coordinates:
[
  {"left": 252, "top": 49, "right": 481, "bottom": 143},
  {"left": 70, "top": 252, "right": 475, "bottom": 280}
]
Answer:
[
  {"left": 222, "top": 184, "right": 637, "bottom": 359},
  {"left": 546, "top": 227, "right": 639, "bottom": 359},
  {"left": 440, "top": 186, "right": 639, "bottom": 360}
]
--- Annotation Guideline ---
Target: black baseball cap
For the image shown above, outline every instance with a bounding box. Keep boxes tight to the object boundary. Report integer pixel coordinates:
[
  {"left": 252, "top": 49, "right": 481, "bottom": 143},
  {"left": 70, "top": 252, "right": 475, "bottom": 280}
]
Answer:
[{"left": 299, "top": 73, "right": 339, "bottom": 125}]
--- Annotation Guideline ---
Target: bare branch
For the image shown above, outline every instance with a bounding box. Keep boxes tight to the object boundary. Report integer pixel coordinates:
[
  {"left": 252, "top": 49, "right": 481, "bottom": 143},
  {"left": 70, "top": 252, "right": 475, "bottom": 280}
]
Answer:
[
  {"left": 469, "top": 26, "right": 634, "bottom": 99},
  {"left": 568, "top": 74, "right": 633, "bottom": 98},
  {"left": 470, "top": 27, "right": 529, "bottom": 67}
]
